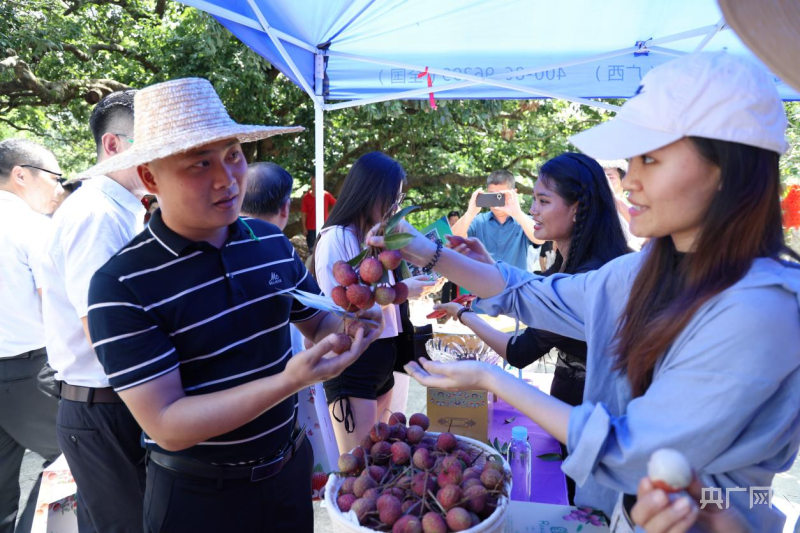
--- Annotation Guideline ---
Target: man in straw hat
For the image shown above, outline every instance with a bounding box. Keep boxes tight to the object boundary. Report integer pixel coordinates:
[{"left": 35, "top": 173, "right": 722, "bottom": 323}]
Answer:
[
  {"left": 79, "top": 78, "right": 383, "bottom": 532},
  {"left": 39, "top": 89, "right": 149, "bottom": 532}
]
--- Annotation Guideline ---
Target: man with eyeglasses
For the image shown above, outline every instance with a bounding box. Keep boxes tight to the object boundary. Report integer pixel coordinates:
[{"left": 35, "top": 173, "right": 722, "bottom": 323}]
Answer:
[
  {"left": 39, "top": 89, "right": 149, "bottom": 532},
  {"left": 0, "top": 138, "right": 63, "bottom": 533}
]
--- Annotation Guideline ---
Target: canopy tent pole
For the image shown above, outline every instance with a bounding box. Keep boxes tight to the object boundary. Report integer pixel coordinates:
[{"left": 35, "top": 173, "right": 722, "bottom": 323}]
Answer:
[
  {"left": 693, "top": 18, "right": 726, "bottom": 53},
  {"left": 314, "top": 54, "right": 325, "bottom": 243},
  {"left": 245, "top": 0, "right": 318, "bottom": 100}
]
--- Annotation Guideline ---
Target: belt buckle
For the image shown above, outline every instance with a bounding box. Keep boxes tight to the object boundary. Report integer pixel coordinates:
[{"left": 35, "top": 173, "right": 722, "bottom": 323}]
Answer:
[{"left": 250, "top": 454, "right": 282, "bottom": 482}]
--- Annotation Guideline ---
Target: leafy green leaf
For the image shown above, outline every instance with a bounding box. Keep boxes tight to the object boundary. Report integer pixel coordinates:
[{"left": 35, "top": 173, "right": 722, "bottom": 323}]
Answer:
[
  {"left": 384, "top": 233, "right": 414, "bottom": 250},
  {"left": 577, "top": 525, "right": 583, "bottom": 532},
  {"left": 536, "top": 453, "right": 564, "bottom": 462},
  {"left": 386, "top": 205, "right": 420, "bottom": 235},
  {"left": 503, "top": 416, "right": 516, "bottom": 425},
  {"left": 346, "top": 249, "right": 367, "bottom": 268}
]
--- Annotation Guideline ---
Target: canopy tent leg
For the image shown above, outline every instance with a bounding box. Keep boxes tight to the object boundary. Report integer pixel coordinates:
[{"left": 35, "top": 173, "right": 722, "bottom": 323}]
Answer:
[
  {"left": 693, "top": 18, "right": 726, "bottom": 53},
  {"left": 314, "top": 53, "right": 326, "bottom": 244}
]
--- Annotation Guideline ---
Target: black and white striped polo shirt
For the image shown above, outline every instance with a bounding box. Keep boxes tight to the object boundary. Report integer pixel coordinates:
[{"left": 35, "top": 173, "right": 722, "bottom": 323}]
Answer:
[{"left": 87, "top": 209, "right": 321, "bottom": 463}]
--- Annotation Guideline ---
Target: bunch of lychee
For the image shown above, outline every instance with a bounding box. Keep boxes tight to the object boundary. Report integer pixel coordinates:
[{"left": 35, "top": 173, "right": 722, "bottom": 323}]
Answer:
[
  {"left": 332, "top": 412, "right": 509, "bottom": 532},
  {"left": 329, "top": 250, "right": 409, "bottom": 354}
]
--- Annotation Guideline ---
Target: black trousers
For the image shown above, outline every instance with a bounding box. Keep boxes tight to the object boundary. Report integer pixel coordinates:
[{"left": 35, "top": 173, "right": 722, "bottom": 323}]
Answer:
[
  {"left": 144, "top": 437, "right": 314, "bottom": 533},
  {"left": 0, "top": 349, "right": 60, "bottom": 533},
  {"left": 56, "top": 398, "right": 146, "bottom": 532},
  {"left": 305, "top": 230, "right": 317, "bottom": 251}
]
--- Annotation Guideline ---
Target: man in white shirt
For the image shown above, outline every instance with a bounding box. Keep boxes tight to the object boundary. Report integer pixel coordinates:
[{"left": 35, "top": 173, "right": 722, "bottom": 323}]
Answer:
[
  {"left": 40, "top": 90, "right": 148, "bottom": 532},
  {"left": 0, "top": 138, "right": 63, "bottom": 533}
]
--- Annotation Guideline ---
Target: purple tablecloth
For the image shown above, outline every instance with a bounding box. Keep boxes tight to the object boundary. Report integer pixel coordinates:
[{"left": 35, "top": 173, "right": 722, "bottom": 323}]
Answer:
[{"left": 489, "top": 398, "right": 569, "bottom": 505}]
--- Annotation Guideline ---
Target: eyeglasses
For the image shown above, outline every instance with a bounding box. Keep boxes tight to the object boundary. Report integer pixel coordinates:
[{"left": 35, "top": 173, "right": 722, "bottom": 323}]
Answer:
[
  {"left": 112, "top": 133, "right": 134, "bottom": 144},
  {"left": 20, "top": 165, "right": 67, "bottom": 185}
]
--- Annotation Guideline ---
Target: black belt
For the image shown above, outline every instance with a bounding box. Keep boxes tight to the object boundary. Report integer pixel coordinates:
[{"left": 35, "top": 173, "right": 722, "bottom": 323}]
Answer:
[
  {"left": 61, "top": 383, "right": 122, "bottom": 404},
  {"left": 148, "top": 424, "right": 306, "bottom": 483}
]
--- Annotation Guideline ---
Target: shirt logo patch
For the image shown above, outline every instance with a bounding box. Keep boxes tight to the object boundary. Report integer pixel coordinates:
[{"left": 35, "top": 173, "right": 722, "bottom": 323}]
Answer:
[{"left": 269, "top": 272, "right": 283, "bottom": 286}]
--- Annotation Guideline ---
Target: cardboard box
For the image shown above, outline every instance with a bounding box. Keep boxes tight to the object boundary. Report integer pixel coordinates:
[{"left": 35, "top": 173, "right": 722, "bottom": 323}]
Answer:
[{"left": 427, "top": 387, "right": 489, "bottom": 442}]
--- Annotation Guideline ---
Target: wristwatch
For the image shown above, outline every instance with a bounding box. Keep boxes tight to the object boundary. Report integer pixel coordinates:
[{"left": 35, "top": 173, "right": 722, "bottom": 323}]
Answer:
[{"left": 456, "top": 307, "right": 474, "bottom": 323}]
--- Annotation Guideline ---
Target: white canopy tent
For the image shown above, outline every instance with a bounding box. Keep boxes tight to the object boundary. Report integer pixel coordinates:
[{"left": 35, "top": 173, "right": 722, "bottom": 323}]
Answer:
[{"left": 179, "top": 0, "right": 799, "bottom": 230}]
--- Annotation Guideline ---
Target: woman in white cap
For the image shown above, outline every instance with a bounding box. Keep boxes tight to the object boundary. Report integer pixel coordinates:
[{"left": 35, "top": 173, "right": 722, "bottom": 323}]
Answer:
[{"left": 369, "top": 51, "right": 800, "bottom": 531}]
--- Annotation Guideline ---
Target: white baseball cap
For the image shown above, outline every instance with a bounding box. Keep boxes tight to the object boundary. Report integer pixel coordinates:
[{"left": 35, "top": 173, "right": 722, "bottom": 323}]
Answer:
[{"left": 570, "top": 52, "right": 789, "bottom": 160}]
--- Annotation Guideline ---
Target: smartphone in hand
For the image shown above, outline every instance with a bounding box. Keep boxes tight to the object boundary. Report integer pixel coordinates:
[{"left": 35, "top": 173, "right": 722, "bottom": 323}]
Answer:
[{"left": 476, "top": 192, "right": 505, "bottom": 208}]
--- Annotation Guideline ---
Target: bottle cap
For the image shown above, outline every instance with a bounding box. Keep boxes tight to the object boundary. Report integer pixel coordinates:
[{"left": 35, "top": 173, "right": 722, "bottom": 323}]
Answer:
[{"left": 511, "top": 426, "right": 528, "bottom": 441}]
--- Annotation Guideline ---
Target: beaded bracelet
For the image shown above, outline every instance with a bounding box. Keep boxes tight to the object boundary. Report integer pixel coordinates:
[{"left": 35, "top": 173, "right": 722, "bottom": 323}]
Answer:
[
  {"left": 422, "top": 239, "right": 443, "bottom": 274},
  {"left": 456, "top": 306, "right": 474, "bottom": 323}
]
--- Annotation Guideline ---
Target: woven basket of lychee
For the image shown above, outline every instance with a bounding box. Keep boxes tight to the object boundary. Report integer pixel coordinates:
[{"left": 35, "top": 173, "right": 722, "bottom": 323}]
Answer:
[{"left": 324, "top": 412, "right": 511, "bottom": 533}]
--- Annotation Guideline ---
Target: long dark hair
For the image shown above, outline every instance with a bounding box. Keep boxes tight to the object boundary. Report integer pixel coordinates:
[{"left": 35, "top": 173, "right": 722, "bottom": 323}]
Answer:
[
  {"left": 538, "top": 153, "right": 629, "bottom": 274},
  {"left": 614, "top": 138, "right": 800, "bottom": 397},
  {"left": 311, "top": 152, "right": 406, "bottom": 268}
]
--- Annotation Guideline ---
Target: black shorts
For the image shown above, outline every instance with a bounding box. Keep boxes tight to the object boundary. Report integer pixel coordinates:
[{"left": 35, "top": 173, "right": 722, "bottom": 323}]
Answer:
[{"left": 323, "top": 336, "right": 397, "bottom": 403}]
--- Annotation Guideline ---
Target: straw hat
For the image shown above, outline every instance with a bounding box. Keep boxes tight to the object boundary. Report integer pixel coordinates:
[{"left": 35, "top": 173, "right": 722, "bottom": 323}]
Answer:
[
  {"left": 718, "top": 0, "right": 800, "bottom": 93},
  {"left": 72, "top": 78, "right": 303, "bottom": 181}
]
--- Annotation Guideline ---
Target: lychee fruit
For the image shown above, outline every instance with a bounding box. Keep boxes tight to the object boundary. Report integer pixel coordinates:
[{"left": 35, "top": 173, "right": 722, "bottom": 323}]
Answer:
[
  {"left": 337, "top": 493, "right": 357, "bottom": 512},
  {"left": 360, "top": 434, "right": 375, "bottom": 452},
  {"left": 406, "top": 425, "right": 425, "bottom": 444},
  {"left": 436, "top": 484, "right": 462, "bottom": 510},
  {"left": 388, "top": 412, "right": 407, "bottom": 425},
  {"left": 370, "top": 422, "right": 391, "bottom": 442},
  {"left": 436, "top": 432, "right": 457, "bottom": 452},
  {"left": 391, "top": 441, "right": 411, "bottom": 465},
  {"left": 358, "top": 291, "right": 376, "bottom": 310},
  {"left": 408, "top": 413, "right": 430, "bottom": 431},
  {"left": 411, "top": 472, "right": 436, "bottom": 497},
  {"left": 463, "top": 484, "right": 488, "bottom": 513},
  {"left": 352, "top": 446, "right": 367, "bottom": 470},
  {"left": 346, "top": 284, "right": 372, "bottom": 307},
  {"left": 437, "top": 464, "right": 463, "bottom": 488},
  {"left": 468, "top": 511, "right": 481, "bottom": 527},
  {"left": 331, "top": 286, "right": 352, "bottom": 312},
  {"left": 340, "top": 476, "right": 357, "bottom": 495},
  {"left": 330, "top": 333, "right": 352, "bottom": 354},
  {"left": 452, "top": 449, "right": 472, "bottom": 466},
  {"left": 441, "top": 455, "right": 464, "bottom": 471},
  {"left": 379, "top": 250, "right": 402, "bottom": 271},
  {"left": 383, "top": 487, "right": 404, "bottom": 499},
  {"left": 346, "top": 320, "right": 366, "bottom": 338},
  {"left": 461, "top": 478, "right": 483, "bottom": 491},
  {"left": 362, "top": 465, "right": 386, "bottom": 483},
  {"left": 370, "top": 441, "right": 392, "bottom": 464},
  {"left": 462, "top": 466, "right": 482, "bottom": 482},
  {"left": 413, "top": 447, "right": 435, "bottom": 470},
  {"left": 353, "top": 475, "right": 377, "bottom": 498},
  {"left": 389, "top": 423, "right": 407, "bottom": 441},
  {"left": 392, "top": 281, "right": 409, "bottom": 305},
  {"left": 312, "top": 471, "right": 328, "bottom": 493},
  {"left": 392, "top": 515, "right": 422, "bottom": 533},
  {"left": 647, "top": 448, "right": 693, "bottom": 492},
  {"left": 401, "top": 499, "right": 417, "bottom": 514},
  {"left": 480, "top": 468, "right": 504, "bottom": 490},
  {"left": 351, "top": 497, "right": 376, "bottom": 524},
  {"left": 362, "top": 487, "right": 381, "bottom": 502},
  {"left": 338, "top": 453, "right": 358, "bottom": 474},
  {"left": 374, "top": 286, "right": 396, "bottom": 306},
  {"left": 333, "top": 260, "right": 358, "bottom": 286},
  {"left": 359, "top": 257, "right": 384, "bottom": 284},
  {"left": 421, "top": 512, "right": 447, "bottom": 533},
  {"left": 377, "top": 494, "right": 403, "bottom": 526},
  {"left": 483, "top": 459, "right": 504, "bottom": 473},
  {"left": 446, "top": 507, "right": 472, "bottom": 532}
]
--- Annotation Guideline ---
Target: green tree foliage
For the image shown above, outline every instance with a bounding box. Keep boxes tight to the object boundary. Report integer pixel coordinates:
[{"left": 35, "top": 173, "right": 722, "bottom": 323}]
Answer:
[{"left": 1, "top": 1, "right": 797, "bottom": 234}]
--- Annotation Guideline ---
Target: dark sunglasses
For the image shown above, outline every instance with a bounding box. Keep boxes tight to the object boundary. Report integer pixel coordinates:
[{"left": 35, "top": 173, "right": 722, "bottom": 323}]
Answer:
[{"left": 20, "top": 165, "right": 67, "bottom": 185}]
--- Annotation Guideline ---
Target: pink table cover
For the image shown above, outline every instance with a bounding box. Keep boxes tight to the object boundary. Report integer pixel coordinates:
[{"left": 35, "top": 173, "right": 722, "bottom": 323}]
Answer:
[{"left": 489, "top": 398, "right": 569, "bottom": 505}]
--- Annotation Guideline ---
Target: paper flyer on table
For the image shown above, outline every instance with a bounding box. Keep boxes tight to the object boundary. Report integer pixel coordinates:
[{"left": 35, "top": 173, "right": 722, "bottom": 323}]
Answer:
[{"left": 504, "top": 501, "right": 610, "bottom": 532}]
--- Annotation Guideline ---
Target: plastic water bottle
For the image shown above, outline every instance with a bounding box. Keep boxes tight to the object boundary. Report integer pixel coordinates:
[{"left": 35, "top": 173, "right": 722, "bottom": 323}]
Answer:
[{"left": 507, "top": 426, "right": 532, "bottom": 501}]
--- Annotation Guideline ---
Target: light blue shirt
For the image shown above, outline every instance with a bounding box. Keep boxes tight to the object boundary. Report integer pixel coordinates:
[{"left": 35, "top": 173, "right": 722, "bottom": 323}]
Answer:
[
  {"left": 468, "top": 212, "right": 532, "bottom": 271},
  {"left": 477, "top": 252, "right": 800, "bottom": 531}
]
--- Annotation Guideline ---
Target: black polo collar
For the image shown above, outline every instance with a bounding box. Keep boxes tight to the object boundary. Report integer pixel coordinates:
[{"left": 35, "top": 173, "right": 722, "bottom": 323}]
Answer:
[{"left": 147, "top": 208, "right": 248, "bottom": 256}]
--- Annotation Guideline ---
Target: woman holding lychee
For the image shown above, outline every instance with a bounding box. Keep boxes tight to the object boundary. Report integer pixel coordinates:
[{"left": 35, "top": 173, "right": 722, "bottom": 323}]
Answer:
[
  {"left": 369, "top": 53, "right": 800, "bottom": 531},
  {"left": 313, "top": 151, "right": 436, "bottom": 453}
]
